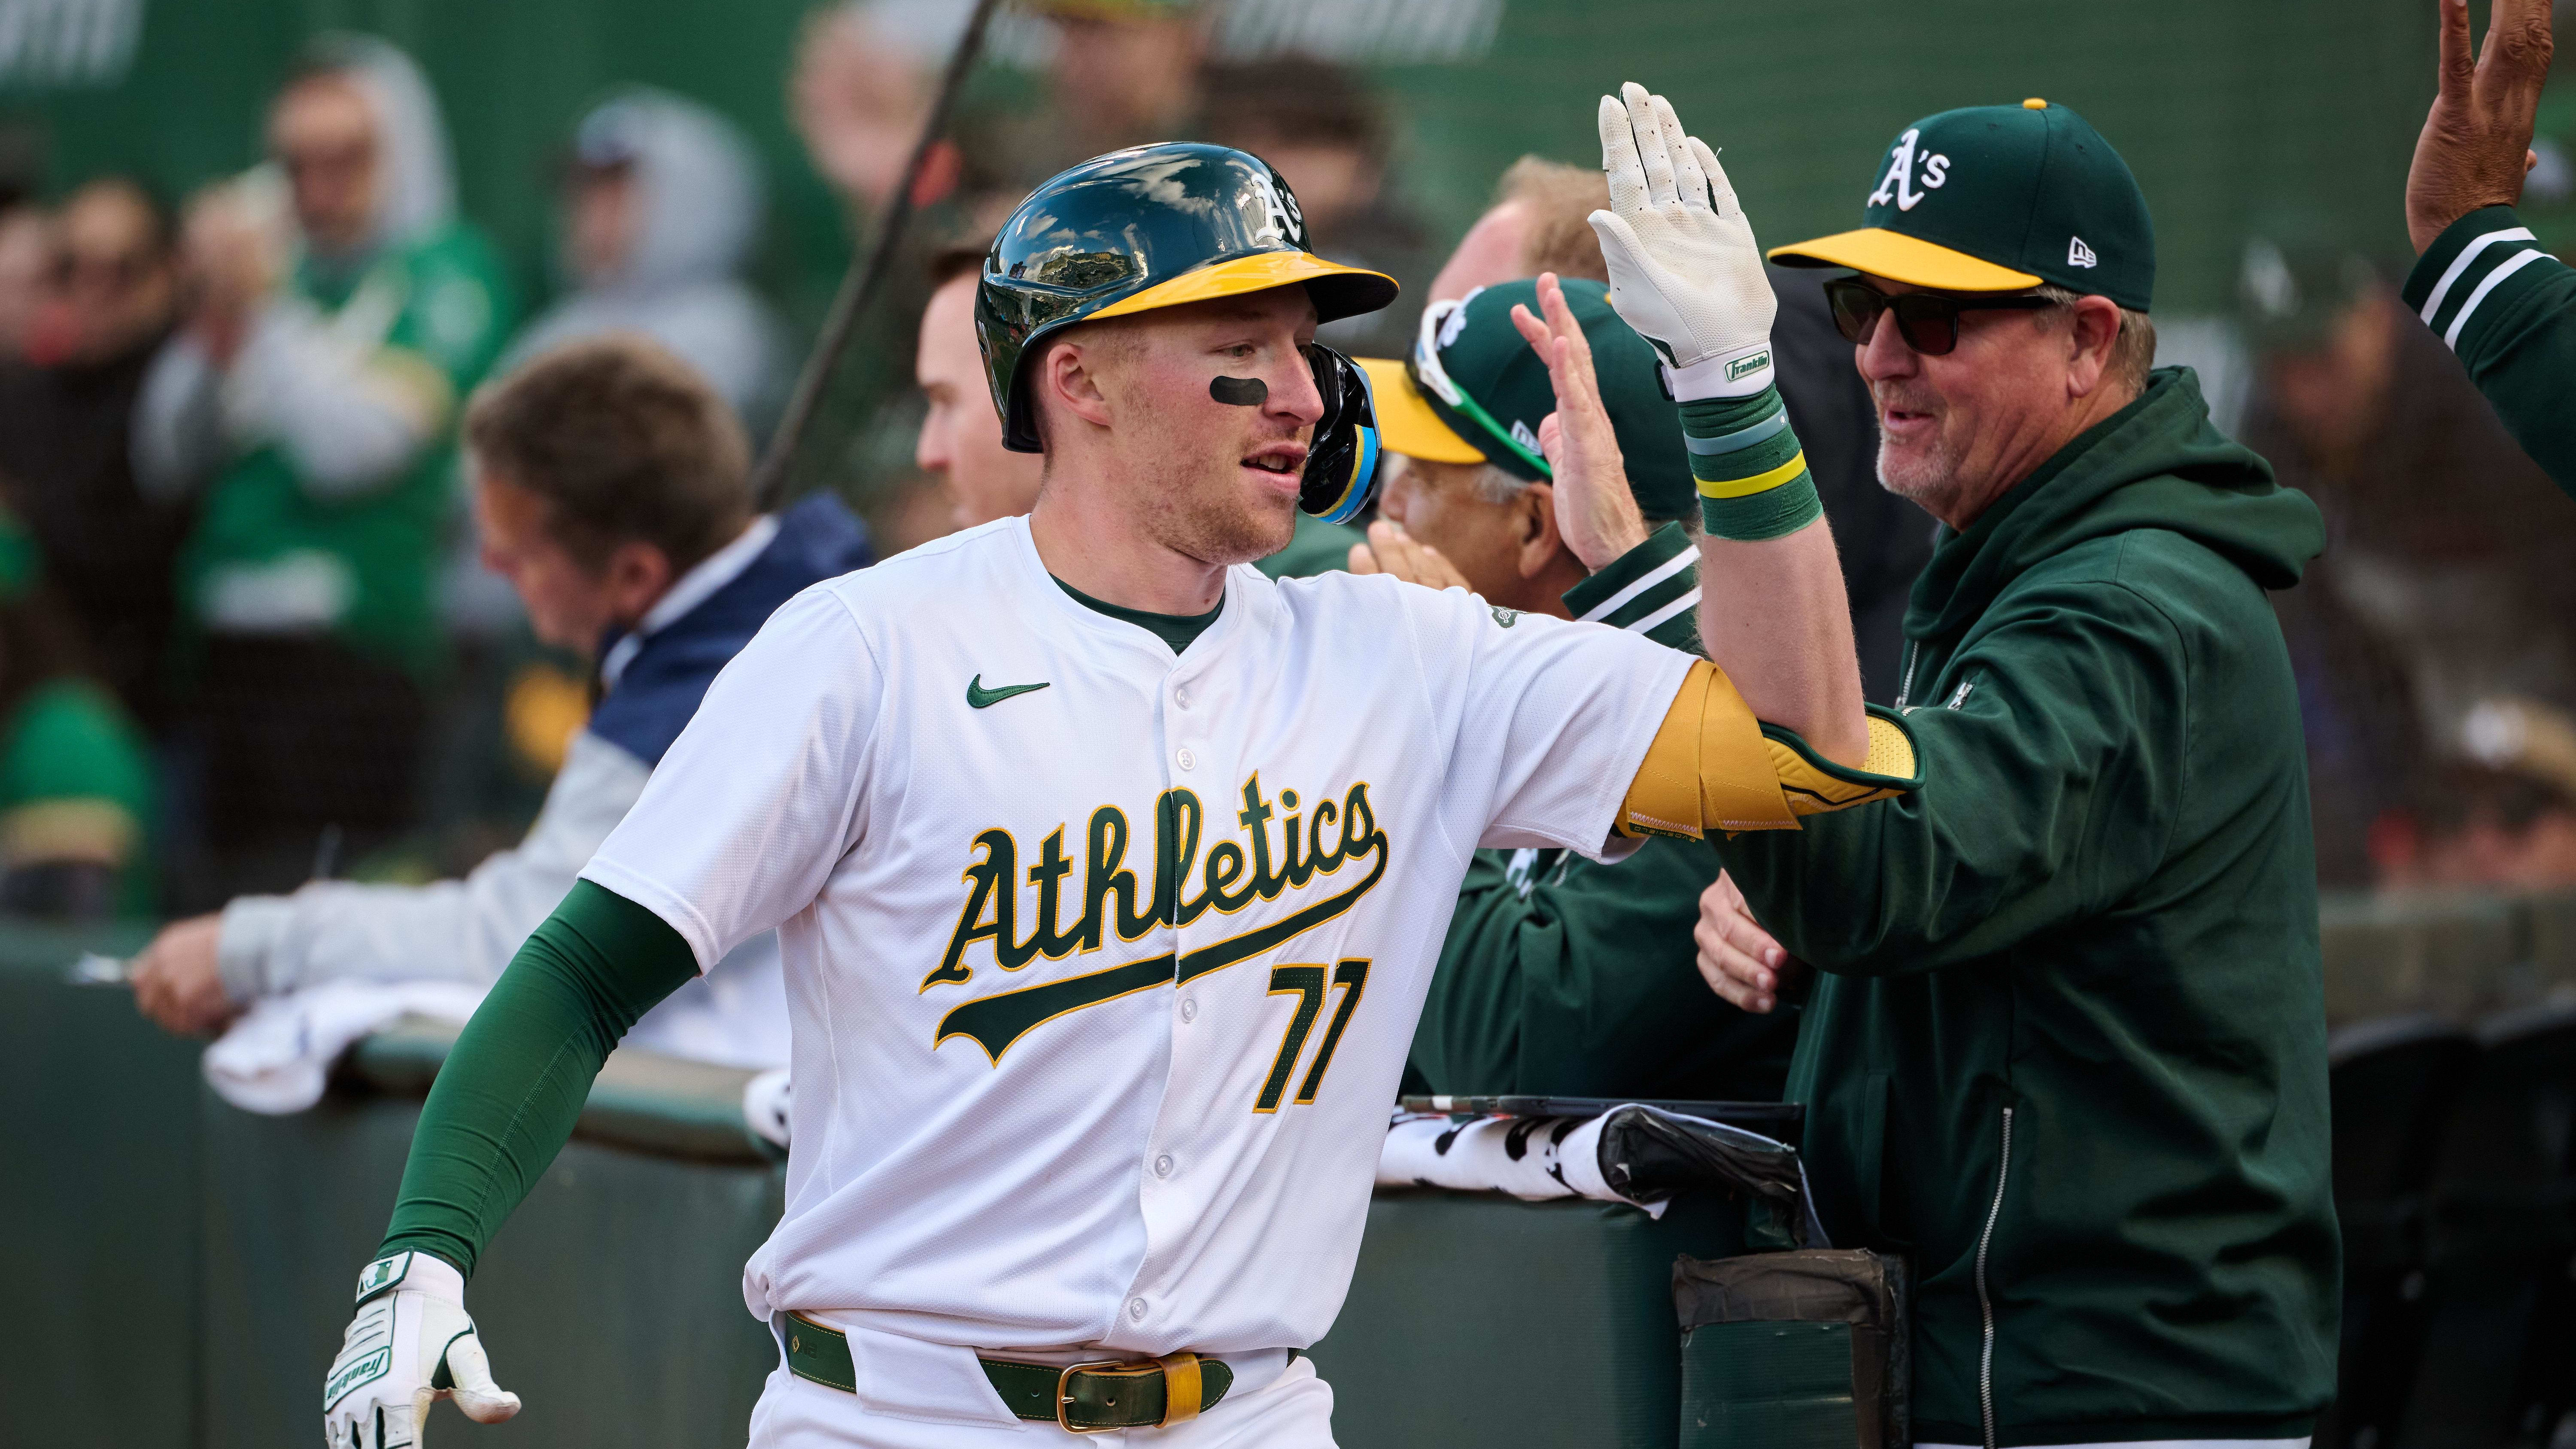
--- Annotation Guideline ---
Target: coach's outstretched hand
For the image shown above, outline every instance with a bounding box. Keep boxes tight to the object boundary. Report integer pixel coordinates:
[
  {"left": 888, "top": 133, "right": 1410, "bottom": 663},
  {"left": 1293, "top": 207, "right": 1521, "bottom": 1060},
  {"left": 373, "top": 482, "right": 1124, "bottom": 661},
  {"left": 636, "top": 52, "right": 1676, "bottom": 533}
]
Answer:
[
  {"left": 324, "top": 1251, "right": 520, "bottom": 1449},
  {"left": 1513, "top": 273, "right": 1648, "bottom": 571},
  {"left": 1694, "top": 871, "right": 1807, "bottom": 1015},
  {"left": 1589, "top": 82, "right": 1776, "bottom": 401},
  {"left": 1347, "top": 518, "right": 1472, "bottom": 591},
  {"left": 2407, "top": 0, "right": 2553, "bottom": 252}
]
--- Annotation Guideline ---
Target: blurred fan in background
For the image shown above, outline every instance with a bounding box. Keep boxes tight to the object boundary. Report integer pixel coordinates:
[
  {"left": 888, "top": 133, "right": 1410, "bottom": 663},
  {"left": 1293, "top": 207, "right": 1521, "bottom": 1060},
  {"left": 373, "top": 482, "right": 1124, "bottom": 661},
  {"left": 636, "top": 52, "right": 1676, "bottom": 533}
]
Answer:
[
  {"left": 500, "top": 90, "right": 789, "bottom": 443},
  {"left": 130, "top": 35, "right": 516, "bottom": 905},
  {"left": 0, "top": 178, "right": 192, "bottom": 733}
]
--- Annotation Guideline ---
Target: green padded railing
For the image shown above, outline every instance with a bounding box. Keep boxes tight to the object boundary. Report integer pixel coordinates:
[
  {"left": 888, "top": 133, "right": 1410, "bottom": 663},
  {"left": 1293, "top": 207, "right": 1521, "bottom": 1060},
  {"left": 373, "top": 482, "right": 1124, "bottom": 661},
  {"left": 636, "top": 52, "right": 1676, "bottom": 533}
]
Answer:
[{"left": 9, "top": 885, "right": 2574, "bottom": 1447}]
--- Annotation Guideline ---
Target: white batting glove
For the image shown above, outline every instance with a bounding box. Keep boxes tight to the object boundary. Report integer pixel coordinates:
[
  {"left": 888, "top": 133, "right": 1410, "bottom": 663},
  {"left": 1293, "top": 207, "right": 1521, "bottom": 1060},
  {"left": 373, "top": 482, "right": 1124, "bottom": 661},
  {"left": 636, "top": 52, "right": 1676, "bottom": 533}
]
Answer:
[
  {"left": 322, "top": 1251, "right": 521, "bottom": 1449},
  {"left": 1589, "top": 82, "right": 1777, "bottom": 400}
]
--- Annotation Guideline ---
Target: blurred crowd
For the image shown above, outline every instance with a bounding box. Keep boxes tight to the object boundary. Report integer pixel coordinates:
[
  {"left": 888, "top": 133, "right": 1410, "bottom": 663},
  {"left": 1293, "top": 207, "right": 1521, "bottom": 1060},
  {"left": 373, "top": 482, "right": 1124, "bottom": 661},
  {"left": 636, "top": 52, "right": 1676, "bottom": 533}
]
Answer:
[{"left": 0, "top": 0, "right": 2570, "bottom": 945}]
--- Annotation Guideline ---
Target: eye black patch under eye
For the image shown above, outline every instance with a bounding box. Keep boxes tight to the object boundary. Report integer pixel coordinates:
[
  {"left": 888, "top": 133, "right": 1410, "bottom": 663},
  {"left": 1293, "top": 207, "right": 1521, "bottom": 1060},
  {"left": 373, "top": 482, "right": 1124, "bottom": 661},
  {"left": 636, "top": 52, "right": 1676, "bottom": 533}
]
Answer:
[{"left": 1209, "top": 376, "right": 1267, "bottom": 406}]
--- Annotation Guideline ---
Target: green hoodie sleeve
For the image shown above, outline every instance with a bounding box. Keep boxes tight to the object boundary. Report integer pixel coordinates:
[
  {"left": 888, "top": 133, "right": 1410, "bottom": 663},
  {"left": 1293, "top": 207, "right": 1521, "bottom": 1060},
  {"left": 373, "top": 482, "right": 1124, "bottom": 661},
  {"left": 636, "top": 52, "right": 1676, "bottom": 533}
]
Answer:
[
  {"left": 2403, "top": 204, "right": 2576, "bottom": 497},
  {"left": 1561, "top": 521, "right": 1703, "bottom": 649},
  {"left": 377, "top": 880, "right": 698, "bottom": 1276},
  {"left": 1411, "top": 838, "right": 1796, "bottom": 1098},
  {"left": 1715, "top": 568, "right": 2185, "bottom": 977},
  {"left": 1409, "top": 525, "right": 1792, "bottom": 1100}
]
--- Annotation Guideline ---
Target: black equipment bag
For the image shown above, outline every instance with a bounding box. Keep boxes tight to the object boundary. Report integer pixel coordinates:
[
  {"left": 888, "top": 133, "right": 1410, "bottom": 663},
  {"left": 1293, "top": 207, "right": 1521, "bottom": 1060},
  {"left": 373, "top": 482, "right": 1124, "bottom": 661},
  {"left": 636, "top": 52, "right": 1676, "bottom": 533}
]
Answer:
[{"left": 1672, "top": 1248, "right": 1910, "bottom": 1449}]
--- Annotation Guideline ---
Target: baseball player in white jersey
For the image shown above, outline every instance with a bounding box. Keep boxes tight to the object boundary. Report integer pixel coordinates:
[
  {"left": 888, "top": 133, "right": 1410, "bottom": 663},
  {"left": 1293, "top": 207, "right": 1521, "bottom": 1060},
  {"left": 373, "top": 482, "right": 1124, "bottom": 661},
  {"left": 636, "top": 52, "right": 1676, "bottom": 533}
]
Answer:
[{"left": 323, "top": 88, "right": 1919, "bottom": 1448}]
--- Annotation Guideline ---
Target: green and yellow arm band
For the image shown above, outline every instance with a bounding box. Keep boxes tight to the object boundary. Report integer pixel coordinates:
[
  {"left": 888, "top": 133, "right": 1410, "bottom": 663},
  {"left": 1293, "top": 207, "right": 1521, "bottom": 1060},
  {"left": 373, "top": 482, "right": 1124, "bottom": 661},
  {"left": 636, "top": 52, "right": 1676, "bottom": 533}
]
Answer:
[
  {"left": 1620, "top": 659, "right": 1920, "bottom": 838},
  {"left": 1685, "top": 385, "right": 1822, "bottom": 542}
]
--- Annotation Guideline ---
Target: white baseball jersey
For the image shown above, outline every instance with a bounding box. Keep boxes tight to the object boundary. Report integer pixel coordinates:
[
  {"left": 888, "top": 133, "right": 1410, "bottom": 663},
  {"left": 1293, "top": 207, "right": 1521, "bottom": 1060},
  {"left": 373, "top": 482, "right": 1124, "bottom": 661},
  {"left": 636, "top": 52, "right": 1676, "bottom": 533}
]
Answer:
[{"left": 581, "top": 516, "right": 1690, "bottom": 1358}]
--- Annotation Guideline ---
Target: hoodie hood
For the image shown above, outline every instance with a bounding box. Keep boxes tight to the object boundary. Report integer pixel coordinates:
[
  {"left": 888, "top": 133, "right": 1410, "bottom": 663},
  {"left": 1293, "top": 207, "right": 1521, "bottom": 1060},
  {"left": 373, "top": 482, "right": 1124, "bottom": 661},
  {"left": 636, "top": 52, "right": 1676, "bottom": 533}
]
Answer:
[
  {"left": 302, "top": 33, "right": 456, "bottom": 254},
  {"left": 1905, "top": 366, "right": 2323, "bottom": 646},
  {"left": 568, "top": 88, "right": 764, "bottom": 293}
]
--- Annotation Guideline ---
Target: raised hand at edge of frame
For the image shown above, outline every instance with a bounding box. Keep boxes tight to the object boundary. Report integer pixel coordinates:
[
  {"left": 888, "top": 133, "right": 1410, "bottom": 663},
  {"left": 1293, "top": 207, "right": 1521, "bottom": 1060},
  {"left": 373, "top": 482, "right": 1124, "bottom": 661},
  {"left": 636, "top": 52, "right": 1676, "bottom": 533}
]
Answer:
[
  {"left": 1512, "top": 272, "right": 1650, "bottom": 572},
  {"left": 2407, "top": 0, "right": 2554, "bottom": 253}
]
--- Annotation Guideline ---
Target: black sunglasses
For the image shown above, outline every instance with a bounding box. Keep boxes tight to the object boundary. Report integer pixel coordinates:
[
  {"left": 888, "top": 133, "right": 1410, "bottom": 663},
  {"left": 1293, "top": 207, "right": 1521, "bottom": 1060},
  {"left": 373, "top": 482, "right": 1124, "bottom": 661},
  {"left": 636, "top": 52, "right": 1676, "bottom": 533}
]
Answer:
[{"left": 1823, "top": 276, "right": 2059, "bottom": 356}]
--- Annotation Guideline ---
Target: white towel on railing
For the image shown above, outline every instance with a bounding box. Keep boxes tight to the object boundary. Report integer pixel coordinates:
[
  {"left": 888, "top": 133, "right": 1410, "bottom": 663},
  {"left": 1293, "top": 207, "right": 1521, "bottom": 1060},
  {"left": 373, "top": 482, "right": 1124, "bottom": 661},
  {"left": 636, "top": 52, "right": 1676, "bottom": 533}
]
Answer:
[{"left": 202, "top": 979, "right": 489, "bottom": 1115}]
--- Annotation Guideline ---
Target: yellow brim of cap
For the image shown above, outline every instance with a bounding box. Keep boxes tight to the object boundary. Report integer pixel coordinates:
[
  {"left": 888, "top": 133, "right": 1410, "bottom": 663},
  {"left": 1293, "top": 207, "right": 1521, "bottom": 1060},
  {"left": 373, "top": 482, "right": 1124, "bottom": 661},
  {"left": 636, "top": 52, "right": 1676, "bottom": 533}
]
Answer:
[
  {"left": 1086, "top": 251, "right": 1399, "bottom": 325},
  {"left": 1355, "top": 357, "right": 1485, "bottom": 465},
  {"left": 1766, "top": 228, "right": 2041, "bottom": 292}
]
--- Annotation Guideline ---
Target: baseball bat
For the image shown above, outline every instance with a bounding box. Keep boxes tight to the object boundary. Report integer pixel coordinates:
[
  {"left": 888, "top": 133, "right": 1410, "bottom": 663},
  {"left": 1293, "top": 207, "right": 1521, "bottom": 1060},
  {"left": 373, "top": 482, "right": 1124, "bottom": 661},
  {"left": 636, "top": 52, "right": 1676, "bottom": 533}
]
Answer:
[{"left": 752, "top": 0, "right": 1007, "bottom": 511}]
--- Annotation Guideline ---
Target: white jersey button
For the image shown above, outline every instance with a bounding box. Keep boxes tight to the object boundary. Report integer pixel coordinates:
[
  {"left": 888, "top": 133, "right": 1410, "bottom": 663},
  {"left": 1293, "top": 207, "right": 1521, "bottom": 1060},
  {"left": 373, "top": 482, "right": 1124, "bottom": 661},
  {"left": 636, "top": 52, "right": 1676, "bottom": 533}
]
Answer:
[
  {"left": 1175, "top": 686, "right": 1193, "bottom": 709},
  {"left": 1176, "top": 747, "right": 1197, "bottom": 771},
  {"left": 1128, "top": 1297, "right": 1149, "bottom": 1321},
  {"left": 1154, "top": 1153, "right": 1175, "bottom": 1178},
  {"left": 1179, "top": 996, "right": 1198, "bottom": 1022}
]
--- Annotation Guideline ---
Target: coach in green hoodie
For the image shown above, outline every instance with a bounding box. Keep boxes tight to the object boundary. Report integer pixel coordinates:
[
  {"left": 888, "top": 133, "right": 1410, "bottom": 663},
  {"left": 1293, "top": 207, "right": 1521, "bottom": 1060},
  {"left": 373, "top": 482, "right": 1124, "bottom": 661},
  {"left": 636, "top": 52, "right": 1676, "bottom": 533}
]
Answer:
[{"left": 1693, "top": 101, "right": 2339, "bottom": 1448}]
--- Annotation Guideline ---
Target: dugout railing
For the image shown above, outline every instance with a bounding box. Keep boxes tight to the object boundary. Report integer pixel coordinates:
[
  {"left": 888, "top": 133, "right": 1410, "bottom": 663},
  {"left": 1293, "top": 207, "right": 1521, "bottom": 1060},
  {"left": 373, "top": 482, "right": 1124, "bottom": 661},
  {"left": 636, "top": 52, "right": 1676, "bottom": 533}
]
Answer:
[{"left": 6, "top": 889, "right": 2575, "bottom": 1448}]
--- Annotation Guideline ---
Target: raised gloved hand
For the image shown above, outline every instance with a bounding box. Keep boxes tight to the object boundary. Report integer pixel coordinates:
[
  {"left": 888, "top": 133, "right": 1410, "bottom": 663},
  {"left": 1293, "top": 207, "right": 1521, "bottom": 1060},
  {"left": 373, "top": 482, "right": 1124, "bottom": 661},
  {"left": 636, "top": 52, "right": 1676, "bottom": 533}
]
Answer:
[
  {"left": 323, "top": 1251, "right": 521, "bottom": 1448},
  {"left": 1588, "top": 82, "right": 1777, "bottom": 401}
]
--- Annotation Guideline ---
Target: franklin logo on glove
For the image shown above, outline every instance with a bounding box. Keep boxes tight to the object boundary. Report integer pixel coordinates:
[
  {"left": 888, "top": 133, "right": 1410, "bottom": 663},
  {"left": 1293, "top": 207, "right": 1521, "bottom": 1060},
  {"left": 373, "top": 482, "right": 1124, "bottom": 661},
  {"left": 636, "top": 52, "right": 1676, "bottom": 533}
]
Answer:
[{"left": 324, "top": 1252, "right": 520, "bottom": 1448}]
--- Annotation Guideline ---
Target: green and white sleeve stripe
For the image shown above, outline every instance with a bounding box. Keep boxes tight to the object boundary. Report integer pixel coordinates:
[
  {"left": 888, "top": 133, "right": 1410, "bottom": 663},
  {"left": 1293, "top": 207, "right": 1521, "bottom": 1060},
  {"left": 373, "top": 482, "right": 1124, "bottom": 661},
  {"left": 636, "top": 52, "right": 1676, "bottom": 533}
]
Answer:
[
  {"left": 1563, "top": 521, "right": 1701, "bottom": 652},
  {"left": 2404, "top": 204, "right": 2576, "bottom": 498},
  {"left": 1682, "top": 384, "right": 1823, "bottom": 541}
]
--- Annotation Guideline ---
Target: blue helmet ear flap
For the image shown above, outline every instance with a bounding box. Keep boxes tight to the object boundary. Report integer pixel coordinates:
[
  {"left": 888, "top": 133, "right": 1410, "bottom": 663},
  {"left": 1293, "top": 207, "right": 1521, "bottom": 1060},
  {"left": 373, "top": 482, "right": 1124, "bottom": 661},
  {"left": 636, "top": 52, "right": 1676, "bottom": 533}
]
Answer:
[{"left": 1300, "top": 343, "right": 1381, "bottom": 525}]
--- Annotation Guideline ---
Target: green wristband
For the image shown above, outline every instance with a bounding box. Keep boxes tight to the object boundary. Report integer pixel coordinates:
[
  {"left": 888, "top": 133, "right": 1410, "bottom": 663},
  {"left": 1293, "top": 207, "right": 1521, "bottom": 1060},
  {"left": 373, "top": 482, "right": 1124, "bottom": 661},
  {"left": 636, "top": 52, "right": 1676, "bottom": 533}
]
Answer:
[
  {"left": 1701, "top": 471, "right": 1823, "bottom": 541},
  {"left": 1682, "top": 386, "right": 1822, "bottom": 540}
]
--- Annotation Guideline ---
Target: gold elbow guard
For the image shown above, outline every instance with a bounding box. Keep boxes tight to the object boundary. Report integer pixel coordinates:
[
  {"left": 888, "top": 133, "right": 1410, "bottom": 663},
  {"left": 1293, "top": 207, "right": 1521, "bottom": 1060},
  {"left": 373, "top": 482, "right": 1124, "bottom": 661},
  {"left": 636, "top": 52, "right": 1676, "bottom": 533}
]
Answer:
[{"left": 1619, "top": 660, "right": 1921, "bottom": 838}]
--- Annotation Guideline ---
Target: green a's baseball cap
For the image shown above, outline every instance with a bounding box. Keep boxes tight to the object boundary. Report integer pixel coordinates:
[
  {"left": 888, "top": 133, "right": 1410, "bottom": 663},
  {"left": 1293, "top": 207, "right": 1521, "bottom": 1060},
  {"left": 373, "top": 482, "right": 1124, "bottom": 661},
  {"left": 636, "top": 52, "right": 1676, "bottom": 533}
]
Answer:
[
  {"left": 1771, "top": 98, "right": 2155, "bottom": 312},
  {"left": 1356, "top": 277, "right": 1697, "bottom": 522}
]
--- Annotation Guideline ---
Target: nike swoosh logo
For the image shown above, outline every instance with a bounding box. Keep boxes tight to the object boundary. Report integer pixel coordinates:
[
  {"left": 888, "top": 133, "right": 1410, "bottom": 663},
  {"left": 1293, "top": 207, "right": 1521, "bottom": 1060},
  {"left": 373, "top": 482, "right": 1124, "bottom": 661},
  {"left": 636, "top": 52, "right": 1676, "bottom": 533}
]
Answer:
[{"left": 966, "top": 675, "right": 1051, "bottom": 709}]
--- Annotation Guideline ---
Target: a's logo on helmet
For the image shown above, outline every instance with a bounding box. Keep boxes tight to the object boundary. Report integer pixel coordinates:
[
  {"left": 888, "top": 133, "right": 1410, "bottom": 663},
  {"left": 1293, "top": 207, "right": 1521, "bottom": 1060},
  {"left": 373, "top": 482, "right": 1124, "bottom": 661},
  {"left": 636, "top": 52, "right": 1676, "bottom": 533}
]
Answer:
[{"left": 1248, "top": 170, "right": 1306, "bottom": 249}]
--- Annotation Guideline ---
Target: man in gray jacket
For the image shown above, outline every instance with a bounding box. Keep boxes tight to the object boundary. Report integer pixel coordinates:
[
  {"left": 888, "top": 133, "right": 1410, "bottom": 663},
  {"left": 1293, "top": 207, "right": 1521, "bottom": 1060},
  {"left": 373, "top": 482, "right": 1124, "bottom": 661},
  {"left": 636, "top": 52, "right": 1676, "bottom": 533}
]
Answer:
[{"left": 129, "top": 336, "right": 869, "bottom": 1067}]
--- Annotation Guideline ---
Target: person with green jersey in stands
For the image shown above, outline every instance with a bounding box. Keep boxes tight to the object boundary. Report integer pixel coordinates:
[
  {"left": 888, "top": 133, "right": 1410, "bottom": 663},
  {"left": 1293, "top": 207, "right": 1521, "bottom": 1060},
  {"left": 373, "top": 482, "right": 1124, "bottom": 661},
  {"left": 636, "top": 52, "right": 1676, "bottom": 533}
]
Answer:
[
  {"left": 136, "top": 34, "right": 513, "bottom": 897},
  {"left": 2403, "top": 0, "right": 2576, "bottom": 494},
  {"left": 0, "top": 507, "right": 155, "bottom": 918}
]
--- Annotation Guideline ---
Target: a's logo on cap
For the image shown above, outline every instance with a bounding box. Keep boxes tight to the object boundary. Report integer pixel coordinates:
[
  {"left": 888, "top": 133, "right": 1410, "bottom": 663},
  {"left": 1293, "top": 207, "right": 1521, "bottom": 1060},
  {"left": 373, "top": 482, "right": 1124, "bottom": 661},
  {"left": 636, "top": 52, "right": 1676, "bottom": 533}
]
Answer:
[
  {"left": 2068, "top": 236, "right": 2099, "bottom": 268},
  {"left": 1866, "top": 128, "right": 1951, "bottom": 213}
]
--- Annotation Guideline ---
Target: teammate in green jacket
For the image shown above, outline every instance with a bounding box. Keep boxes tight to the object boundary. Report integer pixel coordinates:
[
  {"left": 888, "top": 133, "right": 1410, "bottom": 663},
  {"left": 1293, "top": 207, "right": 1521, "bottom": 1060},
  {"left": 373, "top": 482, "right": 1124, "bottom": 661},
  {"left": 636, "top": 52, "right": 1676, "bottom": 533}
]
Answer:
[
  {"left": 1686, "top": 102, "right": 2339, "bottom": 1446},
  {"left": 1348, "top": 277, "right": 1795, "bottom": 1102},
  {"left": 2403, "top": 0, "right": 2576, "bottom": 493}
]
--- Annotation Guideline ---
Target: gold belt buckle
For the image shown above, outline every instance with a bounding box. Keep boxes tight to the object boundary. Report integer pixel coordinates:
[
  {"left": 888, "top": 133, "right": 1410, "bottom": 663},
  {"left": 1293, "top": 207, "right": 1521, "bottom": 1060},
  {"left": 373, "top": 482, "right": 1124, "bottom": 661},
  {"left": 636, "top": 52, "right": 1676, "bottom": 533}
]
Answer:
[{"left": 1055, "top": 1358, "right": 1134, "bottom": 1434}]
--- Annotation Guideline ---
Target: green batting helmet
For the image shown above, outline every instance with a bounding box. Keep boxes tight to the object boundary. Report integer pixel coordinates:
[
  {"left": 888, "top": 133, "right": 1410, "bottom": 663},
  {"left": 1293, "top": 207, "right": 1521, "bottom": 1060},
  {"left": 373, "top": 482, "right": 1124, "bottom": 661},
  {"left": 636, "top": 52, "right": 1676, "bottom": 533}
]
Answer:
[{"left": 975, "top": 142, "right": 1400, "bottom": 471}]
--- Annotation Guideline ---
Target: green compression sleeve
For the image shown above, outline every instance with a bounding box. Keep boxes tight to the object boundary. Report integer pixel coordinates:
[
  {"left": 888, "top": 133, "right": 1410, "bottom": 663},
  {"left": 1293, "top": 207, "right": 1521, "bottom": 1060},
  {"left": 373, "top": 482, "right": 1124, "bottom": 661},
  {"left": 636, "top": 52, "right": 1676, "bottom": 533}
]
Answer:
[{"left": 377, "top": 880, "right": 700, "bottom": 1276}]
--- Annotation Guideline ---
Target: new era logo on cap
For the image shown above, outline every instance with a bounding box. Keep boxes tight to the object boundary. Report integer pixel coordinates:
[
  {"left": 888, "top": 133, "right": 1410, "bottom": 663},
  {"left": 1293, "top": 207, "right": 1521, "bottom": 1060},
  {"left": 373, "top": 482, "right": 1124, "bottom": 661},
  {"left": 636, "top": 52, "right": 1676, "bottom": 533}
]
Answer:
[{"left": 2069, "top": 236, "right": 2098, "bottom": 268}]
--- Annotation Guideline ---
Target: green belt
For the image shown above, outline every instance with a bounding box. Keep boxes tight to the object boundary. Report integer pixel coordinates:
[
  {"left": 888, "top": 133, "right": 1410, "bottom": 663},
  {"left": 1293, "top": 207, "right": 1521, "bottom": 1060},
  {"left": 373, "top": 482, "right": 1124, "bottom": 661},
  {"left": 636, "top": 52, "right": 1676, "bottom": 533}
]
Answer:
[{"left": 777, "top": 1312, "right": 1237, "bottom": 1432}]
